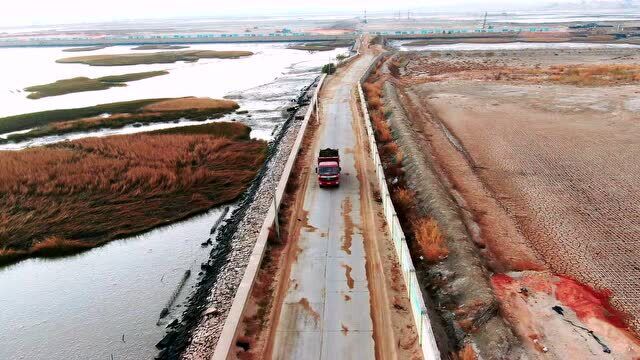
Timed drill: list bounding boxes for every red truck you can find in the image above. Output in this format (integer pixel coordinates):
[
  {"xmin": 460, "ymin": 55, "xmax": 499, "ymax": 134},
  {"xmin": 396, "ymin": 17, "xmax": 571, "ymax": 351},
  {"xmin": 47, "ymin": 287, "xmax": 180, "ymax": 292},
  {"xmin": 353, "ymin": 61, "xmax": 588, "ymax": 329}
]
[{"xmin": 316, "ymin": 148, "xmax": 341, "ymax": 187}]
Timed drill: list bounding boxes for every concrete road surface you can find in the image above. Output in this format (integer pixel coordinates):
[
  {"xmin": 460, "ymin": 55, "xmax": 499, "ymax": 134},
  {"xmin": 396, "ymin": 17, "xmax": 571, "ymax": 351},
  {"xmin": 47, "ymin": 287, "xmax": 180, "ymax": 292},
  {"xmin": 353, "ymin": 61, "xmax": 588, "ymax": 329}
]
[{"xmin": 272, "ymin": 53, "xmax": 377, "ymax": 359}]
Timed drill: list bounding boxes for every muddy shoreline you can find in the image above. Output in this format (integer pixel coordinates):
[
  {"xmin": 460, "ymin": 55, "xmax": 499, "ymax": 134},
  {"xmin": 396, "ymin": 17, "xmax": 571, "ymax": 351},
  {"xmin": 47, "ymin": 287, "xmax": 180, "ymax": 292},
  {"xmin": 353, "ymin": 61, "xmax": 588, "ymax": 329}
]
[{"xmin": 156, "ymin": 77, "xmax": 321, "ymax": 359}]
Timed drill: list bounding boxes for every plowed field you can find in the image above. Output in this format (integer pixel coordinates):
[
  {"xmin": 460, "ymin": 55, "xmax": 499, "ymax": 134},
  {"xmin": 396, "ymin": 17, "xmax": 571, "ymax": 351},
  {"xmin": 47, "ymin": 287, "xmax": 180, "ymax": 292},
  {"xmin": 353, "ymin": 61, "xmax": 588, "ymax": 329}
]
[{"xmin": 398, "ymin": 48, "xmax": 640, "ymax": 335}]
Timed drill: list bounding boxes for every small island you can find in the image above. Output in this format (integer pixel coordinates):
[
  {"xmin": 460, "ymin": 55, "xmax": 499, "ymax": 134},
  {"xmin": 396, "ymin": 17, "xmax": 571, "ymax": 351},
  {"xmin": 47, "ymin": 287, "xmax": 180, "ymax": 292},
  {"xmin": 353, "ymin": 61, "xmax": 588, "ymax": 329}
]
[
  {"xmin": 0, "ymin": 121, "xmax": 266, "ymax": 266},
  {"xmin": 56, "ymin": 49, "xmax": 253, "ymax": 66},
  {"xmin": 131, "ymin": 44, "xmax": 190, "ymax": 50},
  {"xmin": 288, "ymin": 40, "xmax": 353, "ymax": 51},
  {"xmin": 62, "ymin": 45, "xmax": 110, "ymax": 52},
  {"xmin": 0, "ymin": 97, "xmax": 240, "ymax": 143},
  {"xmin": 24, "ymin": 70, "xmax": 169, "ymax": 99}
]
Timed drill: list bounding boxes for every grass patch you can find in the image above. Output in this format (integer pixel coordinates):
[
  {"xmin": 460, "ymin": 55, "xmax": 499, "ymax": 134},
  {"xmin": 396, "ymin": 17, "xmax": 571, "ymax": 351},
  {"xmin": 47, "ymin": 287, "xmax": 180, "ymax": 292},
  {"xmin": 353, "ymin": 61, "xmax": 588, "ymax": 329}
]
[
  {"xmin": 0, "ymin": 97, "xmax": 239, "ymax": 142},
  {"xmin": 56, "ymin": 50, "xmax": 253, "ymax": 66},
  {"xmin": 98, "ymin": 70, "xmax": 169, "ymax": 83},
  {"xmin": 0, "ymin": 122, "xmax": 266, "ymax": 266},
  {"xmin": 24, "ymin": 71, "xmax": 168, "ymax": 99},
  {"xmin": 25, "ymin": 77, "xmax": 118, "ymax": 99}
]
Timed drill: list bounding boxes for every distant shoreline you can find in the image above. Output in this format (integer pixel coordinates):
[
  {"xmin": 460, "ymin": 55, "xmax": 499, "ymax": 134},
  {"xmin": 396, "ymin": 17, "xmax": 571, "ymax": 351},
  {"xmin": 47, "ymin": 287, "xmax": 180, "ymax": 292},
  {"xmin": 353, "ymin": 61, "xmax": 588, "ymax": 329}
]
[{"xmin": 0, "ymin": 34, "xmax": 356, "ymax": 48}]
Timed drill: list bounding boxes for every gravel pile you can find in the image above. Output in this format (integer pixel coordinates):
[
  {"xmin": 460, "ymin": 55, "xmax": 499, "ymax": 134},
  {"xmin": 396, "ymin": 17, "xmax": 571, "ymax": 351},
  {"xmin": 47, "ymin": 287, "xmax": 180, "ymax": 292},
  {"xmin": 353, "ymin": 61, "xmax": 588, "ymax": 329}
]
[{"xmin": 156, "ymin": 79, "xmax": 320, "ymax": 360}]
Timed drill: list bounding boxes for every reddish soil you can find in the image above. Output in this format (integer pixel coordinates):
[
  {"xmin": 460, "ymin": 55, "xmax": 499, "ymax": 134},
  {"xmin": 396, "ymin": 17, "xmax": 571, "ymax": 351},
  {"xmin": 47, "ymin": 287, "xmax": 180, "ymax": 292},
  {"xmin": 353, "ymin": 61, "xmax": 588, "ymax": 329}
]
[
  {"xmin": 341, "ymin": 197, "xmax": 354, "ymax": 255},
  {"xmin": 491, "ymin": 272, "xmax": 640, "ymax": 359}
]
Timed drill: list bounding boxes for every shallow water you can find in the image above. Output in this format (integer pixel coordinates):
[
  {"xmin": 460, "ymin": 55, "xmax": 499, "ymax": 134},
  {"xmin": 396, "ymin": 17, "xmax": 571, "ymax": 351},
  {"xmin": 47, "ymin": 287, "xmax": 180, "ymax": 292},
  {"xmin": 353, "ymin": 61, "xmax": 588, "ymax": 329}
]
[
  {"xmin": 0, "ymin": 43, "xmax": 345, "ymax": 117},
  {"xmin": 0, "ymin": 43, "xmax": 347, "ymax": 150},
  {"xmin": 392, "ymin": 40, "xmax": 640, "ymax": 52},
  {"xmin": 0, "ymin": 208, "xmax": 227, "ymax": 360},
  {"xmin": 0, "ymin": 42, "xmax": 347, "ymax": 359}
]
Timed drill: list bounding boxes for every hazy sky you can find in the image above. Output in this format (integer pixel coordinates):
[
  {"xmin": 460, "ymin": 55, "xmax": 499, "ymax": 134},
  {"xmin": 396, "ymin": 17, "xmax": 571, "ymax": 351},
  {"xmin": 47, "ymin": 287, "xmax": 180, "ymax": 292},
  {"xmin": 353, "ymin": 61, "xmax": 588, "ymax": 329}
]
[{"xmin": 0, "ymin": 0, "xmax": 630, "ymax": 27}]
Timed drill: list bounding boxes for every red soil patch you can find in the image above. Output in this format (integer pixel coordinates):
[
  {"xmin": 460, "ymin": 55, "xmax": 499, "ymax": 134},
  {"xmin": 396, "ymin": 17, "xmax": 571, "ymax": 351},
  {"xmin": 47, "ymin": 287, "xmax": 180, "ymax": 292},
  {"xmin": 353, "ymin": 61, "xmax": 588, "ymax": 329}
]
[
  {"xmin": 555, "ymin": 276, "xmax": 628, "ymax": 329},
  {"xmin": 491, "ymin": 272, "xmax": 640, "ymax": 357}
]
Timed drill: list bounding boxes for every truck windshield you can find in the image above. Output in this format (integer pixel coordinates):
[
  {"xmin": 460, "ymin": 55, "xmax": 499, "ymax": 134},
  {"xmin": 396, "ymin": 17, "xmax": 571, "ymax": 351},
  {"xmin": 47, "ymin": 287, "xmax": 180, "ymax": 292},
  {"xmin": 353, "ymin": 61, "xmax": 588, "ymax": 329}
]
[{"xmin": 319, "ymin": 166, "xmax": 338, "ymax": 175}]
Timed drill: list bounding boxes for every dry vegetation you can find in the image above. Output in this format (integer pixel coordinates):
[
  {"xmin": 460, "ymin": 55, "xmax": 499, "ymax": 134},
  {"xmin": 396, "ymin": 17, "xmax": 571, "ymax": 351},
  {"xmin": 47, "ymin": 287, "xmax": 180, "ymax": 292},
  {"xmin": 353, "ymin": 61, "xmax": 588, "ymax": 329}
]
[
  {"xmin": 0, "ymin": 97, "xmax": 239, "ymax": 143},
  {"xmin": 413, "ymin": 218, "xmax": 449, "ymax": 262},
  {"xmin": 56, "ymin": 50, "xmax": 253, "ymax": 66},
  {"xmin": 143, "ymin": 98, "xmax": 237, "ymax": 111},
  {"xmin": 363, "ymin": 61, "xmax": 449, "ymax": 264},
  {"xmin": 0, "ymin": 122, "xmax": 266, "ymax": 266},
  {"xmin": 399, "ymin": 53, "xmax": 640, "ymax": 87}
]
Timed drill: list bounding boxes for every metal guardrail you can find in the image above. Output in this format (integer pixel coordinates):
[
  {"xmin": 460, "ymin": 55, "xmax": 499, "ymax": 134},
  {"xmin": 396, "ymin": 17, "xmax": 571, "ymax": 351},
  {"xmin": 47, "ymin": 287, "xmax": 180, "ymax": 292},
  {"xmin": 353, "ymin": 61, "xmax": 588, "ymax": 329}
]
[
  {"xmin": 357, "ymin": 54, "xmax": 441, "ymax": 360},
  {"xmin": 211, "ymin": 73, "xmax": 326, "ymax": 360}
]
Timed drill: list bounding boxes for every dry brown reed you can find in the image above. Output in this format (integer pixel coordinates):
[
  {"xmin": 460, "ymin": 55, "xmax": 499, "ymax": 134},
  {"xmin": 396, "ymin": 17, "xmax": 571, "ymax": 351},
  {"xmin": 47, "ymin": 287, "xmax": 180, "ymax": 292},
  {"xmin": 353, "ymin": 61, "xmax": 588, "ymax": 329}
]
[{"xmin": 0, "ymin": 122, "xmax": 266, "ymax": 265}]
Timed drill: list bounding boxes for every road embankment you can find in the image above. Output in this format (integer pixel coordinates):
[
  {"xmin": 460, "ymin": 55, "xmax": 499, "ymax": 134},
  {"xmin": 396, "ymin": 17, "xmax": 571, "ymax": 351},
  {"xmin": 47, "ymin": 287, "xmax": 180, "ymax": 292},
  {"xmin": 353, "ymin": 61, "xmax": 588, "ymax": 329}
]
[{"xmin": 155, "ymin": 76, "xmax": 324, "ymax": 359}]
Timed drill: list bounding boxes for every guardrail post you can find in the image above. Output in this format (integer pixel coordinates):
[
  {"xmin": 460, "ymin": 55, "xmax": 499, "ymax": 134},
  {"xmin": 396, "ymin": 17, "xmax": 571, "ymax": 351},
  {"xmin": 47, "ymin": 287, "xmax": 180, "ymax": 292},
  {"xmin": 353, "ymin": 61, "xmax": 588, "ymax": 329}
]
[
  {"xmin": 420, "ymin": 308, "xmax": 427, "ymax": 346},
  {"xmin": 273, "ymin": 185, "xmax": 280, "ymax": 242}
]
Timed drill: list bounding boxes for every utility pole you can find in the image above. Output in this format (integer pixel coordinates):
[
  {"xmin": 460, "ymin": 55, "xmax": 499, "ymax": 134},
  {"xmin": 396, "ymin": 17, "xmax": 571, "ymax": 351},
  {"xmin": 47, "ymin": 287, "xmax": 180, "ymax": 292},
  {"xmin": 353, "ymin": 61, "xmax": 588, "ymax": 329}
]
[
  {"xmin": 482, "ymin": 11, "xmax": 488, "ymax": 31},
  {"xmin": 364, "ymin": 9, "xmax": 367, "ymax": 24}
]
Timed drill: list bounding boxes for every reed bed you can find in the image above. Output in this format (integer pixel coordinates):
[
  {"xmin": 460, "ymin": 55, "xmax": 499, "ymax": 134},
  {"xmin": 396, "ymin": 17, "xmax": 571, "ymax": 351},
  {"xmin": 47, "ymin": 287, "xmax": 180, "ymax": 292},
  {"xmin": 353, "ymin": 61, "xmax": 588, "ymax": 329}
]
[{"xmin": 0, "ymin": 122, "xmax": 266, "ymax": 265}]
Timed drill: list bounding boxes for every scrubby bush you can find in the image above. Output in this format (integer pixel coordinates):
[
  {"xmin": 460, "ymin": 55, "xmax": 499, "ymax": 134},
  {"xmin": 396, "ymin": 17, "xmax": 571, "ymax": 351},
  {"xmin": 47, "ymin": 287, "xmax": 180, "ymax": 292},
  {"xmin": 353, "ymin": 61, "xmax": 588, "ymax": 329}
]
[
  {"xmin": 322, "ymin": 63, "xmax": 336, "ymax": 75},
  {"xmin": 413, "ymin": 218, "xmax": 449, "ymax": 262}
]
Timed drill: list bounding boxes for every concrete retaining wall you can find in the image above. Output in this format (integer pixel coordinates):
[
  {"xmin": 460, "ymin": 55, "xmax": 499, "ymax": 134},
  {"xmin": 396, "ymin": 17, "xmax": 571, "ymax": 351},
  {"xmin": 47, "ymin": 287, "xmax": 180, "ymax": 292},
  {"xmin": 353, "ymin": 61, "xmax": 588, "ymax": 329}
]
[
  {"xmin": 357, "ymin": 55, "xmax": 441, "ymax": 360},
  {"xmin": 211, "ymin": 74, "xmax": 326, "ymax": 360}
]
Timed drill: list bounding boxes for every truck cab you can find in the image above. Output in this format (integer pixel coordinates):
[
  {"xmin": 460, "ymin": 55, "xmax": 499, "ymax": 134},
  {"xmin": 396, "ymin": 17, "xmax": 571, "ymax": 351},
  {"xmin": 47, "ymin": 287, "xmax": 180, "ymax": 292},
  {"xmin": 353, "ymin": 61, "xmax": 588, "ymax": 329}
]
[{"xmin": 316, "ymin": 148, "xmax": 341, "ymax": 187}]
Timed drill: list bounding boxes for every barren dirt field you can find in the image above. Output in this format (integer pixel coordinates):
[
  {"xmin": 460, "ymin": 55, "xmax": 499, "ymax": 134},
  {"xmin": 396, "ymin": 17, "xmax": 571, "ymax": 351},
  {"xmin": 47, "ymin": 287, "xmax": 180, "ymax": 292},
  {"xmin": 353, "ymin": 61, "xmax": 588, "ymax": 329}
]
[{"xmin": 382, "ymin": 48, "xmax": 640, "ymax": 357}]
